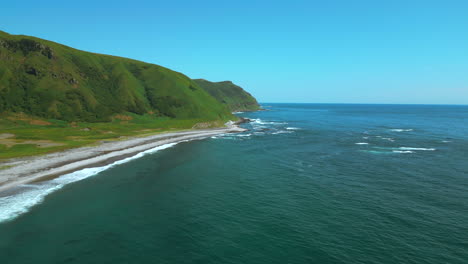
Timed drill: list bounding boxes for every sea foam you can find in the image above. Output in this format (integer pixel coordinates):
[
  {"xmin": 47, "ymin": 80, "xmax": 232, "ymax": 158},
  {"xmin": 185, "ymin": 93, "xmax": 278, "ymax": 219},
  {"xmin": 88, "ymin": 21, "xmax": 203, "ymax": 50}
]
[
  {"xmin": 0, "ymin": 142, "xmax": 178, "ymax": 223},
  {"xmin": 235, "ymin": 133, "xmax": 252, "ymax": 137},
  {"xmin": 251, "ymin": 118, "xmax": 287, "ymax": 125},
  {"xmin": 398, "ymin": 147, "xmax": 436, "ymax": 151},
  {"xmin": 390, "ymin": 129, "xmax": 414, "ymax": 132},
  {"xmin": 271, "ymin": 131, "xmax": 293, "ymax": 135}
]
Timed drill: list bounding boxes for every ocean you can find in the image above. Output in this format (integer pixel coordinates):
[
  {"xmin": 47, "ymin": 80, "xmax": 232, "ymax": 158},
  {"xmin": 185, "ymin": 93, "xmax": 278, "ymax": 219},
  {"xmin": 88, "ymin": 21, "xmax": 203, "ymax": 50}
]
[{"xmin": 0, "ymin": 103, "xmax": 467, "ymax": 263}]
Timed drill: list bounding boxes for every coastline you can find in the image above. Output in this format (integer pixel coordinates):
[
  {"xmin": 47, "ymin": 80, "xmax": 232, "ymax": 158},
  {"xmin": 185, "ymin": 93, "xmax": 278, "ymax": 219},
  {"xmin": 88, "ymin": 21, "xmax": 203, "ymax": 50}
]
[{"xmin": 0, "ymin": 125, "xmax": 246, "ymax": 195}]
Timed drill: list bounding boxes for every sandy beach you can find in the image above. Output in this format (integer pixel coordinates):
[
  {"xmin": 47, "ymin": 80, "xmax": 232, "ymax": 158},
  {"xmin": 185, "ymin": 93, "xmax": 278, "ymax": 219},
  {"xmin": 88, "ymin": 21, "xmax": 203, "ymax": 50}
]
[{"xmin": 0, "ymin": 125, "xmax": 246, "ymax": 194}]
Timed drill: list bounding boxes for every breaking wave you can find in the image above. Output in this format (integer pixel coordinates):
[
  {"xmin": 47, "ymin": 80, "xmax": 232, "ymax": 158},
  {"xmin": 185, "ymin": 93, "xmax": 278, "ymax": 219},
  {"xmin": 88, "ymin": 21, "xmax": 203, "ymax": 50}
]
[
  {"xmin": 390, "ymin": 129, "xmax": 414, "ymax": 132},
  {"xmin": 0, "ymin": 143, "xmax": 178, "ymax": 223}
]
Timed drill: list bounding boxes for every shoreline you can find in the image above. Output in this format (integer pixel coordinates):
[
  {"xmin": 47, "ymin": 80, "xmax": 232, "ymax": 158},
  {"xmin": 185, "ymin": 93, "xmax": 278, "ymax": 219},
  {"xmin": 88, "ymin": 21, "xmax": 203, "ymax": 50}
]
[{"xmin": 0, "ymin": 125, "xmax": 246, "ymax": 195}]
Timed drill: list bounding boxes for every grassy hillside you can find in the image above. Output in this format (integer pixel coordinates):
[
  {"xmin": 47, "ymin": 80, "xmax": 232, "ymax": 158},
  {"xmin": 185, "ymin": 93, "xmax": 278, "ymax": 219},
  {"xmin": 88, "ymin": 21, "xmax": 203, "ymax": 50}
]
[
  {"xmin": 193, "ymin": 79, "xmax": 260, "ymax": 112},
  {"xmin": 0, "ymin": 30, "xmax": 233, "ymax": 122},
  {"xmin": 0, "ymin": 31, "xmax": 254, "ymax": 159}
]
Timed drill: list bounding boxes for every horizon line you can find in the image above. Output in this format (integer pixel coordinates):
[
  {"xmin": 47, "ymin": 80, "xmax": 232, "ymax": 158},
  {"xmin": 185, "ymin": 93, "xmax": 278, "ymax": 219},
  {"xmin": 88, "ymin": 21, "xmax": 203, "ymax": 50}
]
[{"xmin": 259, "ymin": 102, "xmax": 468, "ymax": 106}]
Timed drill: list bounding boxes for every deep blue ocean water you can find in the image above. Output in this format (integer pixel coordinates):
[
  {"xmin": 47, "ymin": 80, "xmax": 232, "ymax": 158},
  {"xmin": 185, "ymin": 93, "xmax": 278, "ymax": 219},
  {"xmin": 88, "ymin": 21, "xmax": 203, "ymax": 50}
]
[{"xmin": 0, "ymin": 103, "xmax": 467, "ymax": 263}]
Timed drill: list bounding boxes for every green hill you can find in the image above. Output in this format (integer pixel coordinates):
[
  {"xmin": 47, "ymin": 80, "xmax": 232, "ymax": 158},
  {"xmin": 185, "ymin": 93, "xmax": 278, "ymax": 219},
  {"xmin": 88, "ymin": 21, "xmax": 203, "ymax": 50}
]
[
  {"xmin": 0, "ymin": 30, "xmax": 233, "ymax": 122},
  {"xmin": 0, "ymin": 31, "xmax": 262, "ymax": 159},
  {"xmin": 193, "ymin": 79, "xmax": 260, "ymax": 112}
]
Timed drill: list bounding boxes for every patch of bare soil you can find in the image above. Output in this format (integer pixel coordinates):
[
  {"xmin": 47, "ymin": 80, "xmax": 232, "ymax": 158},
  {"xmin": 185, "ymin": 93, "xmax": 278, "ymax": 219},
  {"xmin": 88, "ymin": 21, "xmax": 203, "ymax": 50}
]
[
  {"xmin": 0, "ymin": 135, "xmax": 65, "ymax": 148},
  {"xmin": 0, "ymin": 133, "xmax": 15, "ymax": 139},
  {"xmin": 7, "ymin": 113, "xmax": 51, "ymax": 125},
  {"xmin": 114, "ymin": 115, "xmax": 133, "ymax": 121}
]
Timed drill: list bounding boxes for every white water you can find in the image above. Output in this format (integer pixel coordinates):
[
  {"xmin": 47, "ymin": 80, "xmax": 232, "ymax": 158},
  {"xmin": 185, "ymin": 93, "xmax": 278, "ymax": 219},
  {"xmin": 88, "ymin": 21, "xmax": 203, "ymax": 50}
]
[
  {"xmin": 0, "ymin": 143, "xmax": 178, "ymax": 223},
  {"xmin": 398, "ymin": 147, "xmax": 436, "ymax": 151},
  {"xmin": 390, "ymin": 129, "xmax": 414, "ymax": 132}
]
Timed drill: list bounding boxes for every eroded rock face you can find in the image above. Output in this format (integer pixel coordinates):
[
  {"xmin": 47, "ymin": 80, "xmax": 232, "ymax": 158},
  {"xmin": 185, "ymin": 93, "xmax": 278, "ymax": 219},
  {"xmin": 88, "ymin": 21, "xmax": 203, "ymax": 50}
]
[
  {"xmin": 235, "ymin": 117, "xmax": 252, "ymax": 125},
  {"xmin": 26, "ymin": 67, "xmax": 40, "ymax": 76},
  {"xmin": 225, "ymin": 120, "xmax": 235, "ymax": 127},
  {"xmin": 225, "ymin": 118, "xmax": 251, "ymax": 128},
  {"xmin": 41, "ymin": 46, "xmax": 54, "ymax": 59},
  {"xmin": 0, "ymin": 38, "xmax": 54, "ymax": 59},
  {"xmin": 192, "ymin": 122, "xmax": 212, "ymax": 129}
]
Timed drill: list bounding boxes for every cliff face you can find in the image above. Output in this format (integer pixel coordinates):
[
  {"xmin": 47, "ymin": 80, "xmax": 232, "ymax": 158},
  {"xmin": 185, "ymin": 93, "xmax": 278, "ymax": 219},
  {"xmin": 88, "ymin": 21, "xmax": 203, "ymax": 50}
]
[
  {"xmin": 0, "ymin": 31, "xmax": 233, "ymax": 122},
  {"xmin": 193, "ymin": 79, "xmax": 261, "ymax": 112}
]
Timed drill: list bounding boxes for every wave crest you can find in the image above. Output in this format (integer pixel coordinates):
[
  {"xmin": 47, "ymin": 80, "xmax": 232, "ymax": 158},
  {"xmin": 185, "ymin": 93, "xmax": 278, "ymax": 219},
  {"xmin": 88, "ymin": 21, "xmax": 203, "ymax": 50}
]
[{"xmin": 0, "ymin": 143, "xmax": 178, "ymax": 223}]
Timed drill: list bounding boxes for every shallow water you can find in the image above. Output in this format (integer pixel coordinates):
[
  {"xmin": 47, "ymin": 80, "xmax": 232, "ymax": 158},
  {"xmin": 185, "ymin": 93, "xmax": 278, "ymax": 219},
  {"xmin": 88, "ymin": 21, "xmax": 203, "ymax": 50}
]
[{"xmin": 0, "ymin": 104, "xmax": 467, "ymax": 263}]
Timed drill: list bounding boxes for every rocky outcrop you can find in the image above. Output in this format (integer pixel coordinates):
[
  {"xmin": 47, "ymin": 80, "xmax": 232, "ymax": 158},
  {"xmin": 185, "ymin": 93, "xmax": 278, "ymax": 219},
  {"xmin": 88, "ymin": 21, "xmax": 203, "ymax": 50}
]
[
  {"xmin": 68, "ymin": 78, "xmax": 79, "ymax": 84},
  {"xmin": 25, "ymin": 67, "xmax": 40, "ymax": 76},
  {"xmin": 235, "ymin": 117, "xmax": 252, "ymax": 125},
  {"xmin": 0, "ymin": 38, "xmax": 54, "ymax": 59}
]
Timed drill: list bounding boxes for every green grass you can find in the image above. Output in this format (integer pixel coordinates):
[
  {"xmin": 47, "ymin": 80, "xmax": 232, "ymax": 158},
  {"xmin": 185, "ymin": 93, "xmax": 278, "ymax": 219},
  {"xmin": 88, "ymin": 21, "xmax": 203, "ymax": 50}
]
[
  {"xmin": 0, "ymin": 113, "xmax": 232, "ymax": 159},
  {"xmin": 0, "ymin": 30, "xmax": 259, "ymax": 160},
  {"xmin": 0, "ymin": 164, "xmax": 14, "ymax": 170},
  {"xmin": 0, "ymin": 30, "xmax": 234, "ymax": 122}
]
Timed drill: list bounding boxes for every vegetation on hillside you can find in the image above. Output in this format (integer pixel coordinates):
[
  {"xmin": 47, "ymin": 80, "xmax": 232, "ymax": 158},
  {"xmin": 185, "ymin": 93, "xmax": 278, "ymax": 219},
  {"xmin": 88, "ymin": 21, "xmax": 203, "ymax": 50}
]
[
  {"xmin": 193, "ymin": 79, "xmax": 260, "ymax": 112},
  {"xmin": 0, "ymin": 31, "xmax": 264, "ymax": 159},
  {"xmin": 0, "ymin": 30, "xmax": 233, "ymax": 122}
]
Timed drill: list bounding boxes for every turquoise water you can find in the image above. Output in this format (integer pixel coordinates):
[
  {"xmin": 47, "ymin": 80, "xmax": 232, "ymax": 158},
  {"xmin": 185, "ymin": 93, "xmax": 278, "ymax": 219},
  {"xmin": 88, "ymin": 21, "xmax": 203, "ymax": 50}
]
[{"xmin": 0, "ymin": 104, "xmax": 467, "ymax": 263}]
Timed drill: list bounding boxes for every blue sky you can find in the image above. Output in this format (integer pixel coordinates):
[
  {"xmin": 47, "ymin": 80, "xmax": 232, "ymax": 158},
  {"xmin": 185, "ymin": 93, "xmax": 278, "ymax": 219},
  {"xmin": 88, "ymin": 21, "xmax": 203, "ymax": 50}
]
[{"xmin": 2, "ymin": 0, "xmax": 467, "ymax": 104}]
